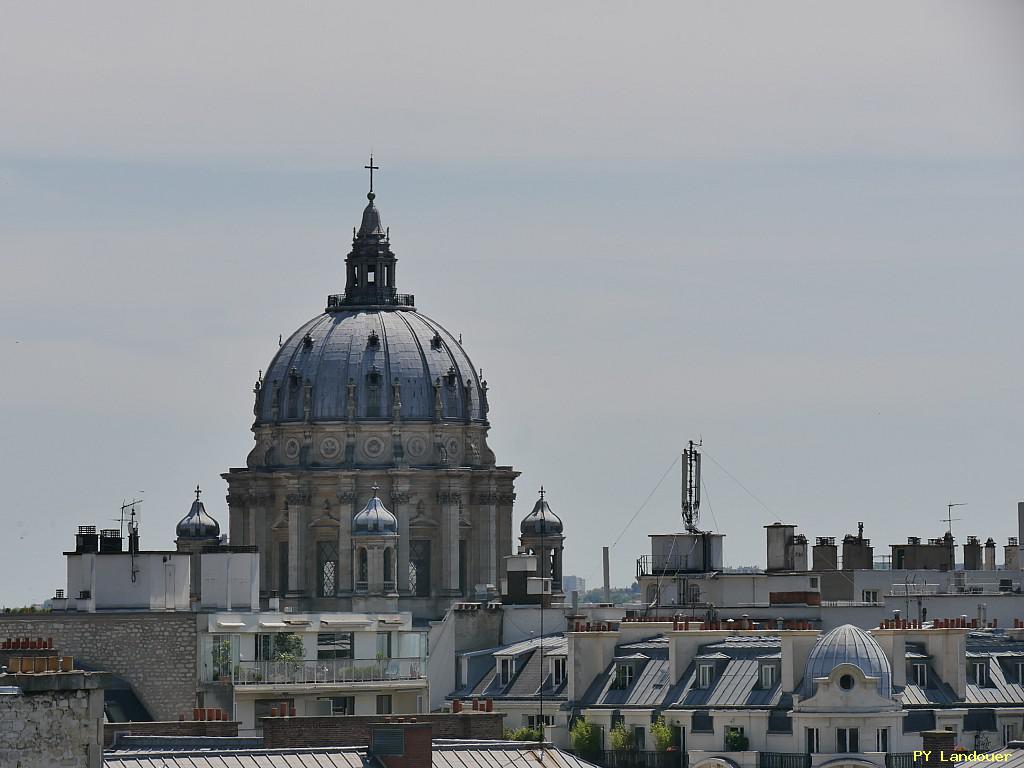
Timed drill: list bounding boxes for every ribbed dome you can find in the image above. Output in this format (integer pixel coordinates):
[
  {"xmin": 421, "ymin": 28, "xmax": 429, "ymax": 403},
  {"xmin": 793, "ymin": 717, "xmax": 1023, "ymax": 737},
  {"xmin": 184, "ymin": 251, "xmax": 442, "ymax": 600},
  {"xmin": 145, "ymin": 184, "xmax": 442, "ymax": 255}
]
[
  {"xmin": 256, "ymin": 310, "xmax": 487, "ymax": 425},
  {"xmin": 352, "ymin": 492, "xmax": 398, "ymax": 536},
  {"xmin": 800, "ymin": 624, "xmax": 892, "ymax": 698},
  {"xmin": 520, "ymin": 489, "xmax": 563, "ymax": 536},
  {"xmin": 176, "ymin": 489, "xmax": 221, "ymax": 540}
]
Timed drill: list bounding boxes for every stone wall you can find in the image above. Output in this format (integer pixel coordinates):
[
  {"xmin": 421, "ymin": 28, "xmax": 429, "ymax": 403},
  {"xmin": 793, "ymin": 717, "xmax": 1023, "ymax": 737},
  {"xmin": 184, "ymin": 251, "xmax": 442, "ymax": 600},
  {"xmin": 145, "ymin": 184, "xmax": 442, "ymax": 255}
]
[
  {"xmin": 104, "ymin": 719, "xmax": 239, "ymax": 747},
  {"xmin": 262, "ymin": 712, "xmax": 504, "ymax": 749},
  {"xmin": 0, "ymin": 612, "xmax": 198, "ymax": 721},
  {"xmin": 0, "ymin": 672, "xmax": 107, "ymax": 768}
]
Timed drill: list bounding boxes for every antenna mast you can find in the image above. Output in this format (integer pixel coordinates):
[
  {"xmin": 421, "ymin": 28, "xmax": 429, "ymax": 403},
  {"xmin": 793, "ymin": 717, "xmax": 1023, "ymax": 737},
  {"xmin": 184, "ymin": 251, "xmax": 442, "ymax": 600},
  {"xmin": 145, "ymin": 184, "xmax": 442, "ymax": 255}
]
[
  {"xmin": 682, "ymin": 439, "xmax": 702, "ymax": 534},
  {"xmin": 942, "ymin": 502, "xmax": 965, "ymax": 538}
]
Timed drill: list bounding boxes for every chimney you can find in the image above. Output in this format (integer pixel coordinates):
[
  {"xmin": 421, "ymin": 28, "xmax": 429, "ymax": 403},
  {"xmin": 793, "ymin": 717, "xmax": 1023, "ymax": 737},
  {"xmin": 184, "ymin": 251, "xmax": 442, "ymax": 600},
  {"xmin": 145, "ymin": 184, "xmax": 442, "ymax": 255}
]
[
  {"xmin": 602, "ymin": 547, "xmax": 611, "ymax": 604},
  {"xmin": 984, "ymin": 539, "xmax": 996, "ymax": 571},
  {"xmin": 920, "ymin": 730, "xmax": 956, "ymax": 765},
  {"xmin": 370, "ymin": 722, "xmax": 432, "ymax": 768},
  {"xmin": 1018, "ymin": 502, "xmax": 1024, "ymax": 564}
]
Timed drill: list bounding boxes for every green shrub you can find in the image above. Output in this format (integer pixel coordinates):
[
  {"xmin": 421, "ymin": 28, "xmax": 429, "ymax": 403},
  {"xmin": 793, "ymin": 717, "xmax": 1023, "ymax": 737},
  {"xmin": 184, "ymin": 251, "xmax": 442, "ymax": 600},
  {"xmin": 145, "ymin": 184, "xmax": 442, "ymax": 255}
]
[
  {"xmin": 651, "ymin": 717, "xmax": 674, "ymax": 752},
  {"xmin": 724, "ymin": 729, "xmax": 749, "ymax": 751},
  {"xmin": 609, "ymin": 723, "xmax": 633, "ymax": 752},
  {"xmin": 570, "ymin": 718, "xmax": 600, "ymax": 758},
  {"xmin": 505, "ymin": 727, "xmax": 543, "ymax": 742}
]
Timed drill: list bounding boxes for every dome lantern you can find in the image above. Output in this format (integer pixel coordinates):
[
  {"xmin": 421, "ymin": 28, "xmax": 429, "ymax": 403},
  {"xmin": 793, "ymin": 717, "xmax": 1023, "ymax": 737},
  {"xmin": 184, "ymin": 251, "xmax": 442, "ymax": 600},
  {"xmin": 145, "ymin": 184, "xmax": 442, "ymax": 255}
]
[
  {"xmin": 175, "ymin": 485, "xmax": 221, "ymax": 540},
  {"xmin": 352, "ymin": 485, "xmax": 399, "ymax": 536}
]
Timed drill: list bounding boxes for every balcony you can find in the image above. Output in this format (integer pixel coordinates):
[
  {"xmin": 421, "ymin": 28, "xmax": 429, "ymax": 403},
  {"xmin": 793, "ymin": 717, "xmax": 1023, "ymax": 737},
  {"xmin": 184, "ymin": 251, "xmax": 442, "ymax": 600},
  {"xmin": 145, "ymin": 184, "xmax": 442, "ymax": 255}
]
[
  {"xmin": 209, "ymin": 657, "xmax": 425, "ymax": 686},
  {"xmin": 596, "ymin": 751, "xmax": 683, "ymax": 768},
  {"xmin": 884, "ymin": 755, "xmax": 915, "ymax": 768},
  {"xmin": 759, "ymin": 755, "xmax": 811, "ymax": 768},
  {"xmin": 326, "ymin": 292, "xmax": 415, "ymax": 310}
]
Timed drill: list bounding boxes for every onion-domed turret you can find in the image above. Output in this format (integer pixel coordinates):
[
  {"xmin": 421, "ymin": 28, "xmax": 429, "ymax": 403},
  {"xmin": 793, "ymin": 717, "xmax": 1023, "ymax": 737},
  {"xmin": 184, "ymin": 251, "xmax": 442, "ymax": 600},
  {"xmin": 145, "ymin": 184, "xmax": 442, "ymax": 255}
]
[
  {"xmin": 800, "ymin": 624, "xmax": 892, "ymax": 698},
  {"xmin": 176, "ymin": 486, "xmax": 221, "ymax": 540},
  {"xmin": 520, "ymin": 487, "xmax": 563, "ymax": 536},
  {"xmin": 352, "ymin": 487, "xmax": 398, "ymax": 536}
]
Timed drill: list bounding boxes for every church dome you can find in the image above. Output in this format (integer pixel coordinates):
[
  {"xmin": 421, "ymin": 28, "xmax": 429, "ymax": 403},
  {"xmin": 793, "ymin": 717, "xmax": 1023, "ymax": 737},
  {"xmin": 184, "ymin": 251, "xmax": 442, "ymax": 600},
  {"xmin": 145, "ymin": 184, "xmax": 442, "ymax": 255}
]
[
  {"xmin": 176, "ymin": 487, "xmax": 221, "ymax": 540},
  {"xmin": 253, "ymin": 176, "xmax": 488, "ymax": 427},
  {"xmin": 800, "ymin": 624, "xmax": 892, "ymax": 699},
  {"xmin": 352, "ymin": 490, "xmax": 398, "ymax": 536},
  {"xmin": 520, "ymin": 488, "xmax": 563, "ymax": 536}
]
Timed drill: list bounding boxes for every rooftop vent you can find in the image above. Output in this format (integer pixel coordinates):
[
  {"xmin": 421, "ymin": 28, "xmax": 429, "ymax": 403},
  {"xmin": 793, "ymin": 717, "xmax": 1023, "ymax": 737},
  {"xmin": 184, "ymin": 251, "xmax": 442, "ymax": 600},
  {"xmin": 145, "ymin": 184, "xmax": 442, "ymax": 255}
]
[
  {"xmin": 430, "ymin": 332, "xmax": 443, "ymax": 351},
  {"xmin": 302, "ymin": 333, "xmax": 314, "ymax": 349},
  {"xmin": 367, "ymin": 330, "xmax": 380, "ymax": 349}
]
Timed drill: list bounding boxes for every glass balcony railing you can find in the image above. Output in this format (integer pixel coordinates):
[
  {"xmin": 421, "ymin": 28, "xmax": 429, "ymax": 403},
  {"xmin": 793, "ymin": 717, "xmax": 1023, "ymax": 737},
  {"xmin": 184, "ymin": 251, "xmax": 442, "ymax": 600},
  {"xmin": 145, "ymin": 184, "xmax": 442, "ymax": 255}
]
[{"xmin": 209, "ymin": 657, "xmax": 425, "ymax": 686}]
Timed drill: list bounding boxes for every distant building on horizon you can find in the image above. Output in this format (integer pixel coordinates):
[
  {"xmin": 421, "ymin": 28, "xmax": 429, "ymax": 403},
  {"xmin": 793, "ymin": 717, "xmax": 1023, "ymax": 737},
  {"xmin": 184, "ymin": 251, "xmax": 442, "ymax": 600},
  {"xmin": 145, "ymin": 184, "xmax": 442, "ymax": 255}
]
[{"xmin": 563, "ymin": 574, "xmax": 586, "ymax": 594}]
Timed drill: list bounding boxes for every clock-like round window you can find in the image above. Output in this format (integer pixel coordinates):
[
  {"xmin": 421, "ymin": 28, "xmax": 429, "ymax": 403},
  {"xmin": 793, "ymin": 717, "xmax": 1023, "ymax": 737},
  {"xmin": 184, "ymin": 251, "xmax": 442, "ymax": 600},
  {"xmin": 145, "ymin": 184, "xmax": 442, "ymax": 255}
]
[{"xmin": 839, "ymin": 674, "xmax": 855, "ymax": 690}]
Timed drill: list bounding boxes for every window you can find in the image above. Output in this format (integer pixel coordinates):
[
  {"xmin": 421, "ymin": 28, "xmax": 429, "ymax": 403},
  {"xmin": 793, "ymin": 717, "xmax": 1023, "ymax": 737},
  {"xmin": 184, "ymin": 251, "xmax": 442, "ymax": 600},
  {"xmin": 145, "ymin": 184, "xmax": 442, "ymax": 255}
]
[
  {"xmin": 383, "ymin": 547, "xmax": 394, "ymax": 589},
  {"xmin": 527, "ymin": 714, "xmax": 555, "ymax": 729},
  {"xmin": 805, "ymin": 727, "xmax": 819, "ymax": 753},
  {"xmin": 317, "ymin": 541, "xmax": 339, "ymax": 597},
  {"xmin": 320, "ymin": 695, "xmax": 355, "ymax": 715},
  {"xmin": 972, "ymin": 661, "xmax": 988, "ymax": 686},
  {"xmin": 1017, "ymin": 662, "xmax": 1024, "ymax": 682},
  {"xmin": 255, "ymin": 698, "xmax": 294, "ymax": 719},
  {"xmin": 837, "ymin": 727, "xmax": 859, "ymax": 753},
  {"xmin": 377, "ymin": 632, "xmax": 392, "ymax": 659},
  {"xmin": 633, "ymin": 726, "xmax": 645, "ymax": 751},
  {"xmin": 615, "ymin": 664, "xmax": 634, "ymax": 689},
  {"xmin": 459, "ymin": 539, "xmax": 468, "ymax": 594},
  {"xmin": 761, "ymin": 664, "xmax": 777, "ymax": 689},
  {"xmin": 913, "ymin": 663, "xmax": 928, "ymax": 687},
  {"xmin": 698, "ymin": 664, "xmax": 714, "ymax": 689},
  {"xmin": 278, "ymin": 540, "xmax": 289, "ymax": 596},
  {"xmin": 376, "ymin": 694, "xmax": 392, "ymax": 715},
  {"xmin": 876, "ymin": 727, "xmax": 889, "ymax": 752},
  {"xmin": 1003, "ymin": 723, "xmax": 1018, "ymax": 745},
  {"xmin": 809, "ymin": 576, "xmax": 819, "ymax": 589},
  {"xmin": 357, "ymin": 548, "xmax": 368, "ymax": 585},
  {"xmin": 366, "ymin": 370, "xmax": 381, "ymax": 417},
  {"xmin": 499, "ymin": 657, "xmax": 514, "ymax": 685},
  {"xmin": 552, "ymin": 657, "xmax": 567, "ymax": 687},
  {"xmin": 317, "ymin": 632, "xmax": 353, "ymax": 660},
  {"xmin": 862, "ymin": 589, "xmax": 879, "ymax": 603},
  {"xmin": 409, "ymin": 540, "xmax": 431, "ymax": 597}
]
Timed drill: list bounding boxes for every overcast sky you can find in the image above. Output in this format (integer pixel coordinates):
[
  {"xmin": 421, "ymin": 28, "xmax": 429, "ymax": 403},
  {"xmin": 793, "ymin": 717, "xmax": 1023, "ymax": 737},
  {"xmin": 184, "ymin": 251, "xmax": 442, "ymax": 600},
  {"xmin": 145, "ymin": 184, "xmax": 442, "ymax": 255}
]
[{"xmin": 1, "ymin": 2, "xmax": 1023, "ymax": 605}]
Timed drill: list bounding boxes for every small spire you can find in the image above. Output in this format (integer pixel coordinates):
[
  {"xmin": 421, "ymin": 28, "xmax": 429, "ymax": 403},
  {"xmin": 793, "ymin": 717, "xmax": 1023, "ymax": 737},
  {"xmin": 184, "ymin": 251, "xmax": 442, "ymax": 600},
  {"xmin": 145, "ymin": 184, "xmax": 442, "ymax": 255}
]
[
  {"xmin": 371, "ymin": 483, "xmax": 380, "ymax": 498},
  {"xmin": 365, "ymin": 154, "xmax": 379, "ymax": 199},
  {"xmin": 539, "ymin": 485, "xmax": 546, "ymax": 500},
  {"xmin": 195, "ymin": 484, "xmax": 202, "ymax": 502}
]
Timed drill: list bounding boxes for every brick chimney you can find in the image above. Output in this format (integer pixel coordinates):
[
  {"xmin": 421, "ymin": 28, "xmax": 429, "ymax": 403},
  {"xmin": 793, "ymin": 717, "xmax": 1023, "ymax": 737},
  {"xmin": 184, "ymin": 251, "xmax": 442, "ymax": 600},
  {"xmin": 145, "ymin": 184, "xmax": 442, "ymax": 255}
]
[
  {"xmin": 370, "ymin": 722, "xmax": 432, "ymax": 768},
  {"xmin": 920, "ymin": 730, "xmax": 956, "ymax": 765}
]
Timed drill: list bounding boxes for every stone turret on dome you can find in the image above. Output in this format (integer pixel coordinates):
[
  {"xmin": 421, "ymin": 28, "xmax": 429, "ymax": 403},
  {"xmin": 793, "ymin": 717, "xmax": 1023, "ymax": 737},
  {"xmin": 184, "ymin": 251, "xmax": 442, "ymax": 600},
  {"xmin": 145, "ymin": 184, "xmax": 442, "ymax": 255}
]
[
  {"xmin": 352, "ymin": 487, "xmax": 399, "ymax": 536},
  {"xmin": 517, "ymin": 486, "xmax": 565, "ymax": 597},
  {"xmin": 176, "ymin": 485, "xmax": 221, "ymax": 540}
]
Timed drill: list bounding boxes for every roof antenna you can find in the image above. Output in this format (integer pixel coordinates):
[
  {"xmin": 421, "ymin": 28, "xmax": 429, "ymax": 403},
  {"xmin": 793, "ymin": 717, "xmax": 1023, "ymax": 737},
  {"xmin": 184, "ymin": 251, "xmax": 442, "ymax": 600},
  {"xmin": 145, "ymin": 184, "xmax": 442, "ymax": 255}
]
[{"xmin": 278, "ymin": 334, "xmax": 283, "ymax": 347}]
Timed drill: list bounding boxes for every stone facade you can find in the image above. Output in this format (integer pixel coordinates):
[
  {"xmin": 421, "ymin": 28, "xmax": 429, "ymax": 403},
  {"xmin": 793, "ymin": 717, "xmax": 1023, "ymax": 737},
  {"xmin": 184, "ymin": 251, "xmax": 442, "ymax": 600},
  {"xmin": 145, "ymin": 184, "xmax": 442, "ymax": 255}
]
[
  {"xmin": 0, "ymin": 613, "xmax": 198, "ymax": 721},
  {"xmin": 261, "ymin": 712, "xmax": 504, "ymax": 749},
  {"xmin": 0, "ymin": 672, "xmax": 107, "ymax": 768}
]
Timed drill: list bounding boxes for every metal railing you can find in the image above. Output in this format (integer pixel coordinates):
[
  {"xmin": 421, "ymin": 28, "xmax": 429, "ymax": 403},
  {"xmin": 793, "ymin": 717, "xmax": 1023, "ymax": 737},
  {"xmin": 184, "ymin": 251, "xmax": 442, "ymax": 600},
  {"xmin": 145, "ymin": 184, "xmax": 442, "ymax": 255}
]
[
  {"xmin": 596, "ymin": 751, "xmax": 683, "ymax": 768},
  {"xmin": 758, "ymin": 754, "xmax": 811, "ymax": 768},
  {"xmin": 885, "ymin": 754, "xmax": 915, "ymax": 768},
  {"xmin": 326, "ymin": 293, "xmax": 415, "ymax": 309},
  {"xmin": 213, "ymin": 657, "xmax": 424, "ymax": 686}
]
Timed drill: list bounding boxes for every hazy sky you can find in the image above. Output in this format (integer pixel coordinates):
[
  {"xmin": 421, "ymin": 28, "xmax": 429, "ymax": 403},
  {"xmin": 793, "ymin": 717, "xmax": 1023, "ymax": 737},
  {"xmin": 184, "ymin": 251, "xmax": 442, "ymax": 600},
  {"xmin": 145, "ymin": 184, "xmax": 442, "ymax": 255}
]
[{"xmin": 2, "ymin": 2, "xmax": 1023, "ymax": 605}]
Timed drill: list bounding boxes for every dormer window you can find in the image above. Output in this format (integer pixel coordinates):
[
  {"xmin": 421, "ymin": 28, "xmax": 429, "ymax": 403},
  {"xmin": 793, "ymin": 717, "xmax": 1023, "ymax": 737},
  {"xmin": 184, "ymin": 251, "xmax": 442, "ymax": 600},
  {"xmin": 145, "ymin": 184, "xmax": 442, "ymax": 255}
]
[
  {"xmin": 698, "ymin": 664, "xmax": 715, "ymax": 689},
  {"xmin": 1016, "ymin": 662, "xmax": 1024, "ymax": 683},
  {"xmin": 613, "ymin": 664, "xmax": 634, "ymax": 689},
  {"xmin": 367, "ymin": 330, "xmax": 380, "ymax": 349},
  {"xmin": 760, "ymin": 663, "xmax": 777, "ymax": 689},
  {"xmin": 366, "ymin": 368, "xmax": 382, "ymax": 417},
  {"xmin": 499, "ymin": 657, "xmax": 514, "ymax": 686},
  {"xmin": 430, "ymin": 333, "xmax": 443, "ymax": 351},
  {"xmin": 912, "ymin": 662, "xmax": 928, "ymax": 687},
  {"xmin": 302, "ymin": 333, "xmax": 314, "ymax": 349},
  {"xmin": 444, "ymin": 366, "xmax": 458, "ymax": 388},
  {"xmin": 971, "ymin": 660, "xmax": 989, "ymax": 687},
  {"xmin": 552, "ymin": 657, "xmax": 567, "ymax": 687}
]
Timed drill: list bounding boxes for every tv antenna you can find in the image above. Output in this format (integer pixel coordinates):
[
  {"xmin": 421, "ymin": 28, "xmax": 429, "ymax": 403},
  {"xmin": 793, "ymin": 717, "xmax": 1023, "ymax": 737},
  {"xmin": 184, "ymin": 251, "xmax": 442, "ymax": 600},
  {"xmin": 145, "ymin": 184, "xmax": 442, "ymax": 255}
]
[
  {"xmin": 941, "ymin": 502, "xmax": 965, "ymax": 538},
  {"xmin": 116, "ymin": 495, "xmax": 145, "ymax": 540},
  {"xmin": 682, "ymin": 439, "xmax": 703, "ymax": 534}
]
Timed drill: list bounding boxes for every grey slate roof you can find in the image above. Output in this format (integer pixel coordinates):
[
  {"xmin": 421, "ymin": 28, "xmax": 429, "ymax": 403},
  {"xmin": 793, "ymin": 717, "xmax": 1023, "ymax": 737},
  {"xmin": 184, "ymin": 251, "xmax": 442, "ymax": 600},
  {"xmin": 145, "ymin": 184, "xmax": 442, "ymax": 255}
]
[
  {"xmin": 258, "ymin": 309, "xmax": 487, "ymax": 425},
  {"xmin": 900, "ymin": 632, "xmax": 1024, "ymax": 708},
  {"xmin": 105, "ymin": 743, "xmax": 597, "ymax": 768},
  {"xmin": 451, "ymin": 635, "xmax": 568, "ymax": 702}
]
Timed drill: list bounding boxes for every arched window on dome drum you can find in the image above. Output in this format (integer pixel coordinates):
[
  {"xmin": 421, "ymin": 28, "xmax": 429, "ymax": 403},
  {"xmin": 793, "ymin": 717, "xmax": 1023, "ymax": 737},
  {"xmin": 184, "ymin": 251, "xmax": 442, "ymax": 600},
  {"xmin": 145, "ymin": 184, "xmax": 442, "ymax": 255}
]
[
  {"xmin": 317, "ymin": 541, "xmax": 338, "ymax": 597},
  {"xmin": 383, "ymin": 547, "xmax": 394, "ymax": 592},
  {"xmin": 409, "ymin": 540, "xmax": 431, "ymax": 597},
  {"xmin": 356, "ymin": 547, "xmax": 368, "ymax": 592}
]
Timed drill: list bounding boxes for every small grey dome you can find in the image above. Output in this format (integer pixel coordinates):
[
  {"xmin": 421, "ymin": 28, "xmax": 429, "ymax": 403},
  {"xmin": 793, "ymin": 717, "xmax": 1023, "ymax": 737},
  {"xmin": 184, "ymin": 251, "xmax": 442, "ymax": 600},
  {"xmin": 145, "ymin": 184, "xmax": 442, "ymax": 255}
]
[
  {"xmin": 176, "ymin": 488, "xmax": 221, "ymax": 540},
  {"xmin": 352, "ymin": 491, "xmax": 398, "ymax": 536},
  {"xmin": 800, "ymin": 624, "xmax": 892, "ymax": 698},
  {"xmin": 520, "ymin": 489, "xmax": 563, "ymax": 536}
]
